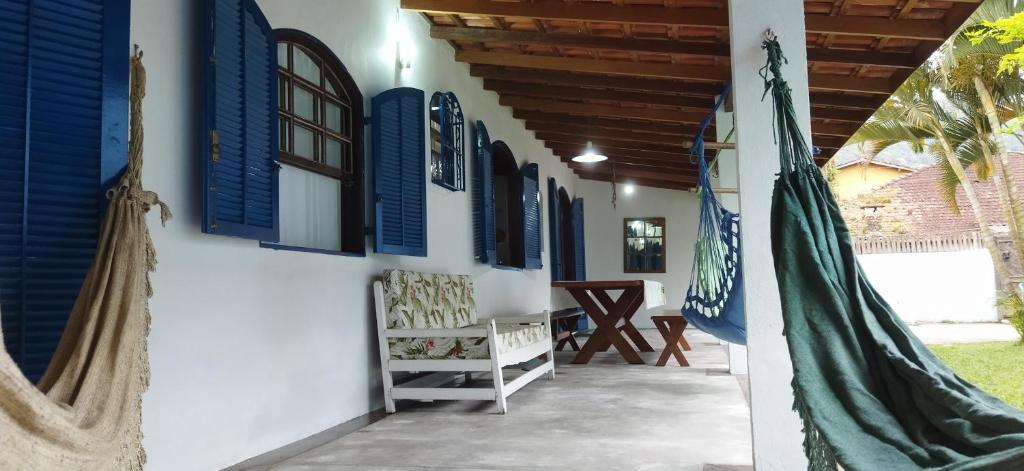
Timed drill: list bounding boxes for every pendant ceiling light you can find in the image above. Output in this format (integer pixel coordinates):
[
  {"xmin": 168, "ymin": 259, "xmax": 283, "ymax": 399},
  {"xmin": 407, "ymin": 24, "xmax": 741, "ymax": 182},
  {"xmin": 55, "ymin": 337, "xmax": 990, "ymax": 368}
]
[{"xmin": 571, "ymin": 141, "xmax": 608, "ymax": 163}]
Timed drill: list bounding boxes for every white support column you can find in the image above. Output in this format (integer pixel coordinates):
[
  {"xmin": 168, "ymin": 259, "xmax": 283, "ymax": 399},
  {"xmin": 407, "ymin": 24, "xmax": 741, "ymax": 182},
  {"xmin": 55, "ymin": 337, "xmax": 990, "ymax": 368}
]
[{"xmin": 728, "ymin": 1, "xmax": 811, "ymax": 469}]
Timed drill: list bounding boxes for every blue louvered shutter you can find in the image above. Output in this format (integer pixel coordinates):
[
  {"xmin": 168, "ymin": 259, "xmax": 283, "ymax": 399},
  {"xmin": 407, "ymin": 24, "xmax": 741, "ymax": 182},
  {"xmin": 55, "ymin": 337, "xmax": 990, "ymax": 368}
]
[
  {"xmin": 373, "ymin": 87, "xmax": 426, "ymax": 256},
  {"xmin": 472, "ymin": 121, "xmax": 495, "ymax": 263},
  {"xmin": 572, "ymin": 198, "xmax": 586, "ymax": 281},
  {"xmin": 547, "ymin": 178, "xmax": 563, "ymax": 280},
  {"xmin": 0, "ymin": 0, "xmax": 130, "ymax": 381},
  {"xmin": 521, "ymin": 163, "xmax": 541, "ymax": 269},
  {"xmin": 202, "ymin": 0, "xmax": 278, "ymax": 241}
]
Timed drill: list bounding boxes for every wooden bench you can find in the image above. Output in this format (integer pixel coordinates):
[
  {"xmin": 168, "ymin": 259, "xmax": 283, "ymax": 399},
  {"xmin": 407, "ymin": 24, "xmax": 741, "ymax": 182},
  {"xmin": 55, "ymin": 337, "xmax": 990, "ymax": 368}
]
[{"xmin": 550, "ymin": 307, "xmax": 583, "ymax": 351}]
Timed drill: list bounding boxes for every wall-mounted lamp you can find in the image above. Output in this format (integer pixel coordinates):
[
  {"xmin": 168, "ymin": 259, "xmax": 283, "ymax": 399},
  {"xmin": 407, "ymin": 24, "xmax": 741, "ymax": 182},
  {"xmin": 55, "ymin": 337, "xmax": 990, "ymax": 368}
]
[
  {"xmin": 572, "ymin": 141, "xmax": 608, "ymax": 163},
  {"xmin": 395, "ymin": 9, "xmax": 414, "ymax": 70}
]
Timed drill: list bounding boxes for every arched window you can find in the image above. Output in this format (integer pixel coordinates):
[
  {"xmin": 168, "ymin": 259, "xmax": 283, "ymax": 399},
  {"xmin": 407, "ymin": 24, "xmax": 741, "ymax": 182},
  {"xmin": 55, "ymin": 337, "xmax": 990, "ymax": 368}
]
[
  {"xmin": 429, "ymin": 92, "xmax": 465, "ymax": 191},
  {"xmin": 492, "ymin": 141, "xmax": 524, "ymax": 268},
  {"xmin": 269, "ymin": 30, "xmax": 365, "ymax": 255}
]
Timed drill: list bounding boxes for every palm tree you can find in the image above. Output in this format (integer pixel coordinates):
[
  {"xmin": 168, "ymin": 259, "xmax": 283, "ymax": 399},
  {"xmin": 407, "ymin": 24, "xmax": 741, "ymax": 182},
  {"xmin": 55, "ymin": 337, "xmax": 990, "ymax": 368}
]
[
  {"xmin": 850, "ymin": 68, "xmax": 1014, "ymax": 289},
  {"xmin": 941, "ymin": 0, "xmax": 1024, "ymax": 271}
]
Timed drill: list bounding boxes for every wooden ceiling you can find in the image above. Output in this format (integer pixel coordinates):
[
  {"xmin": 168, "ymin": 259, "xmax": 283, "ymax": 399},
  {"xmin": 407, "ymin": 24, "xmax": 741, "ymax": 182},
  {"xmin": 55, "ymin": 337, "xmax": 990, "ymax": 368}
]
[{"xmin": 402, "ymin": 0, "xmax": 982, "ymax": 191}]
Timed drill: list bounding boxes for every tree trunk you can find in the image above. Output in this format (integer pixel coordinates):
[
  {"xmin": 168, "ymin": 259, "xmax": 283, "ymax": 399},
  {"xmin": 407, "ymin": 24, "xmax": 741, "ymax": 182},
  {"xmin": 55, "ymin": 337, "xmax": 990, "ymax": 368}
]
[
  {"xmin": 937, "ymin": 135, "xmax": 1013, "ymax": 291},
  {"xmin": 974, "ymin": 76, "xmax": 1024, "ymax": 287}
]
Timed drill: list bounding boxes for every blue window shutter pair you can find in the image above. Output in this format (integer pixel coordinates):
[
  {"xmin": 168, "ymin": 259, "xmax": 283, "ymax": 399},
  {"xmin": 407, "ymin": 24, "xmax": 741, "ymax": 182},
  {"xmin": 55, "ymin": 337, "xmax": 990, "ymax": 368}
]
[
  {"xmin": 373, "ymin": 88, "xmax": 426, "ymax": 257},
  {"xmin": 522, "ymin": 164, "xmax": 542, "ymax": 269},
  {"xmin": 547, "ymin": 178, "xmax": 563, "ymax": 280},
  {"xmin": 572, "ymin": 198, "xmax": 586, "ymax": 281},
  {"xmin": 472, "ymin": 121, "xmax": 496, "ymax": 263},
  {"xmin": 202, "ymin": 0, "xmax": 279, "ymax": 242},
  {"xmin": 0, "ymin": 0, "xmax": 130, "ymax": 381}
]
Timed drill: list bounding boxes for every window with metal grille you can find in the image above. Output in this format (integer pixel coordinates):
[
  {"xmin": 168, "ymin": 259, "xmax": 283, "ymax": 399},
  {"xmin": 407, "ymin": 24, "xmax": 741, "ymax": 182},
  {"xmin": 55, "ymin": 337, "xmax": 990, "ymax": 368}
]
[{"xmin": 429, "ymin": 92, "xmax": 465, "ymax": 191}]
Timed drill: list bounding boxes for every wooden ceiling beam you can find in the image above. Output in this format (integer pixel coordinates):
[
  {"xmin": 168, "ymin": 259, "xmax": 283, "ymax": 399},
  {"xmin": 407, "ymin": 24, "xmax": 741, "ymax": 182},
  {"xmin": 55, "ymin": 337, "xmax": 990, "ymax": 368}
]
[
  {"xmin": 529, "ymin": 123, "xmax": 734, "ymax": 149},
  {"xmin": 574, "ymin": 173, "xmax": 693, "ymax": 191},
  {"xmin": 435, "ymin": 26, "xmax": 917, "ymax": 69},
  {"xmin": 501, "ymin": 96, "xmax": 708, "ymax": 123},
  {"xmin": 553, "ymin": 151, "xmax": 698, "ymax": 171},
  {"xmin": 456, "ymin": 51, "xmax": 730, "ymax": 81},
  {"xmin": 809, "ymin": 93, "xmax": 887, "ymax": 110},
  {"xmin": 404, "ymin": 1, "xmax": 949, "ymax": 40},
  {"xmin": 514, "ymin": 110, "xmax": 711, "ymax": 136},
  {"xmin": 464, "ymin": 53, "xmax": 891, "ymax": 93},
  {"xmin": 809, "ymin": 107, "xmax": 874, "ymax": 123},
  {"xmin": 547, "ymin": 143, "xmax": 688, "ymax": 162},
  {"xmin": 537, "ymin": 132, "xmax": 691, "ymax": 155},
  {"xmin": 571, "ymin": 166, "xmax": 697, "ymax": 184},
  {"xmin": 810, "ymin": 122, "xmax": 861, "ymax": 137},
  {"xmin": 485, "ymin": 80, "xmax": 715, "ymax": 110},
  {"xmin": 471, "ymin": 65, "xmax": 725, "ymax": 96}
]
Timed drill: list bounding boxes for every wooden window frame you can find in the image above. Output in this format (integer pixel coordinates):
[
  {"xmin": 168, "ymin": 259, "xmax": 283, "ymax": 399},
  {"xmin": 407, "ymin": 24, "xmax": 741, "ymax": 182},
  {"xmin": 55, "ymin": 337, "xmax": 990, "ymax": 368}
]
[
  {"xmin": 429, "ymin": 91, "xmax": 465, "ymax": 191},
  {"xmin": 276, "ymin": 32, "xmax": 356, "ymax": 183},
  {"xmin": 623, "ymin": 217, "xmax": 667, "ymax": 274},
  {"xmin": 272, "ymin": 29, "xmax": 366, "ymax": 255}
]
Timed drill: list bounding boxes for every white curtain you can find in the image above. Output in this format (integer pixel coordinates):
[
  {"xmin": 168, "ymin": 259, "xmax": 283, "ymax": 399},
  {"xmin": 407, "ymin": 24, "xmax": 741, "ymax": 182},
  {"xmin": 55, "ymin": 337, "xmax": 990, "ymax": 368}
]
[{"xmin": 278, "ymin": 164, "xmax": 342, "ymax": 252}]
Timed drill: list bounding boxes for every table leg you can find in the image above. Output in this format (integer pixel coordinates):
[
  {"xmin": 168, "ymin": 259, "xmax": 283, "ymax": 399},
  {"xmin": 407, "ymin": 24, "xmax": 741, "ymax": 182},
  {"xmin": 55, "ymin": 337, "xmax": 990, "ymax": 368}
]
[
  {"xmin": 569, "ymin": 288, "xmax": 645, "ymax": 364},
  {"xmin": 678, "ymin": 320, "xmax": 692, "ymax": 351},
  {"xmin": 594, "ymin": 290, "xmax": 655, "ymax": 353}
]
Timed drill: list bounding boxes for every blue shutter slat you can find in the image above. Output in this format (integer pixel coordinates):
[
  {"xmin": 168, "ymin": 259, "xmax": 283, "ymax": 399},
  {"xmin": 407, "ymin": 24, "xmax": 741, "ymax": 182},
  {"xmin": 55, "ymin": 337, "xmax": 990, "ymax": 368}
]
[
  {"xmin": 547, "ymin": 177, "xmax": 562, "ymax": 280},
  {"xmin": 373, "ymin": 87, "xmax": 426, "ymax": 256},
  {"xmin": 202, "ymin": 0, "xmax": 278, "ymax": 241},
  {"xmin": 472, "ymin": 121, "xmax": 495, "ymax": 263},
  {"xmin": 572, "ymin": 198, "xmax": 586, "ymax": 281},
  {"xmin": 522, "ymin": 163, "xmax": 541, "ymax": 270},
  {"xmin": 0, "ymin": 0, "xmax": 129, "ymax": 381}
]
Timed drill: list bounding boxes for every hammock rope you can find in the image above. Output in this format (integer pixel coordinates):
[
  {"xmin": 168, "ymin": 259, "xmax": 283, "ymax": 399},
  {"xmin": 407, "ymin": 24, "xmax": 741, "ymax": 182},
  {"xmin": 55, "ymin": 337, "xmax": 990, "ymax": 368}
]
[
  {"xmin": 763, "ymin": 37, "xmax": 1024, "ymax": 471},
  {"xmin": 0, "ymin": 47, "xmax": 167, "ymax": 470},
  {"xmin": 681, "ymin": 84, "xmax": 747, "ymax": 345}
]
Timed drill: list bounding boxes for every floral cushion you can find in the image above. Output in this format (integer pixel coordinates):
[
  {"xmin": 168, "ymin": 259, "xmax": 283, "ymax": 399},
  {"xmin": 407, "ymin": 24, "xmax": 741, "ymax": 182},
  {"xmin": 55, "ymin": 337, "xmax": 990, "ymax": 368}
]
[
  {"xmin": 382, "ymin": 269, "xmax": 478, "ymax": 329},
  {"xmin": 388, "ymin": 322, "xmax": 548, "ymax": 360}
]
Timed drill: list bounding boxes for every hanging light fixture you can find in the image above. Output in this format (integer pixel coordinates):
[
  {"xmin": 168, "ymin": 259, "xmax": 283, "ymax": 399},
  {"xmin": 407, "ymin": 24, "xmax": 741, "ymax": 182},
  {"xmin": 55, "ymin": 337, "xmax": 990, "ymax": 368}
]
[{"xmin": 572, "ymin": 141, "xmax": 608, "ymax": 163}]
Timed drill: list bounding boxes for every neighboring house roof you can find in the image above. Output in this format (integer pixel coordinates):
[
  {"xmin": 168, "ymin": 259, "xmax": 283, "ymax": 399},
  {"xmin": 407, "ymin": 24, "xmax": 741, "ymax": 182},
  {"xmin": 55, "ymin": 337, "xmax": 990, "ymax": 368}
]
[
  {"xmin": 846, "ymin": 152, "xmax": 1024, "ymax": 237},
  {"xmin": 831, "ymin": 142, "xmax": 936, "ymax": 171}
]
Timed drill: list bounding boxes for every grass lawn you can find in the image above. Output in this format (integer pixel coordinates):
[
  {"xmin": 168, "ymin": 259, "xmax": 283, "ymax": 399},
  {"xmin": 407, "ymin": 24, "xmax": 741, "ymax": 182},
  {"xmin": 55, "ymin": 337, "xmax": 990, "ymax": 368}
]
[{"xmin": 930, "ymin": 342, "xmax": 1024, "ymax": 410}]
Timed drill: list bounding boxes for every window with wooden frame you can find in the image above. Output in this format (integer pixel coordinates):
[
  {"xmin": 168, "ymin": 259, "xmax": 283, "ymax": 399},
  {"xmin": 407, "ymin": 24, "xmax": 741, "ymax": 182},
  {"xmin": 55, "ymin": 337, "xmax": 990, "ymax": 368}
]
[
  {"xmin": 264, "ymin": 29, "xmax": 366, "ymax": 256},
  {"xmin": 624, "ymin": 218, "xmax": 666, "ymax": 273},
  {"xmin": 429, "ymin": 92, "xmax": 465, "ymax": 191}
]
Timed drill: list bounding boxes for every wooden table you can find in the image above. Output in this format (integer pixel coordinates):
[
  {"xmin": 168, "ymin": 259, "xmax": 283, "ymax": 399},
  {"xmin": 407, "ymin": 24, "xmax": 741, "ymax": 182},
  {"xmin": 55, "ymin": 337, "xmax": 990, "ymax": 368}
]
[
  {"xmin": 552, "ymin": 280, "xmax": 660, "ymax": 364},
  {"xmin": 651, "ymin": 315, "xmax": 691, "ymax": 367}
]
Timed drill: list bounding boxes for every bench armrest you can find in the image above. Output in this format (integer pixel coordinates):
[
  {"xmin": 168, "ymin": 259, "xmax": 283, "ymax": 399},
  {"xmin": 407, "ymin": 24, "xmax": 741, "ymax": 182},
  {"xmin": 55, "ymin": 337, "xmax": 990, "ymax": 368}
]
[
  {"xmin": 490, "ymin": 312, "xmax": 549, "ymax": 324},
  {"xmin": 384, "ymin": 328, "xmax": 489, "ymax": 338}
]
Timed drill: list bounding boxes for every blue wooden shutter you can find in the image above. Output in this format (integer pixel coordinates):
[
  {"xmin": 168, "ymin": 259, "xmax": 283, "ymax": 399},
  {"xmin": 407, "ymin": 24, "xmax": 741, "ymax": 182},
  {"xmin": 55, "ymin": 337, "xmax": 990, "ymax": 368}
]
[
  {"xmin": 572, "ymin": 198, "xmax": 586, "ymax": 281},
  {"xmin": 373, "ymin": 87, "xmax": 426, "ymax": 256},
  {"xmin": 472, "ymin": 121, "xmax": 495, "ymax": 263},
  {"xmin": 521, "ymin": 163, "xmax": 541, "ymax": 269},
  {"xmin": 202, "ymin": 0, "xmax": 279, "ymax": 241},
  {"xmin": 547, "ymin": 178, "xmax": 563, "ymax": 280},
  {"xmin": 0, "ymin": 0, "xmax": 130, "ymax": 381}
]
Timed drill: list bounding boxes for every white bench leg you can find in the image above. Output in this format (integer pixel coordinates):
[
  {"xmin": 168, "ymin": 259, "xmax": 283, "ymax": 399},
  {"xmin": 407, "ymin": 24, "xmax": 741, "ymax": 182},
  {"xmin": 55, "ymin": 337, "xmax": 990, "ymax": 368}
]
[
  {"xmin": 486, "ymin": 320, "xmax": 508, "ymax": 414},
  {"xmin": 544, "ymin": 310, "xmax": 555, "ymax": 380}
]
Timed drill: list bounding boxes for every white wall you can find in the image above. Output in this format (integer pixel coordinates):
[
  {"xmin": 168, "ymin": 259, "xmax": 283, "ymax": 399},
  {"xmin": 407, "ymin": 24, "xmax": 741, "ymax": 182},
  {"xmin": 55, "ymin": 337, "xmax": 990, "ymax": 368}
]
[
  {"xmin": 858, "ymin": 250, "xmax": 998, "ymax": 323},
  {"xmin": 577, "ymin": 180, "xmax": 700, "ymax": 328},
  {"xmin": 131, "ymin": 1, "xmax": 578, "ymax": 469}
]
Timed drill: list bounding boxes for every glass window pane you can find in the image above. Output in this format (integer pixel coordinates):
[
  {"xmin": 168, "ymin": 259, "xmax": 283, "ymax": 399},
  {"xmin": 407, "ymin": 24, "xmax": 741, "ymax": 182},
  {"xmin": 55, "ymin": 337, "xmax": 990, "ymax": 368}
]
[
  {"xmin": 278, "ymin": 77, "xmax": 289, "ymax": 110},
  {"xmin": 646, "ymin": 221, "xmax": 662, "ymax": 237},
  {"xmin": 293, "ymin": 47, "xmax": 321, "ymax": 84},
  {"xmin": 279, "ymin": 117, "xmax": 289, "ymax": 152},
  {"xmin": 325, "ymin": 76, "xmax": 339, "ymax": 97},
  {"xmin": 326, "ymin": 102, "xmax": 343, "ymax": 133},
  {"xmin": 277, "ymin": 43, "xmax": 288, "ymax": 69},
  {"xmin": 326, "ymin": 138, "xmax": 349, "ymax": 170},
  {"xmin": 293, "ymin": 125, "xmax": 316, "ymax": 160},
  {"xmin": 293, "ymin": 85, "xmax": 317, "ymax": 122}
]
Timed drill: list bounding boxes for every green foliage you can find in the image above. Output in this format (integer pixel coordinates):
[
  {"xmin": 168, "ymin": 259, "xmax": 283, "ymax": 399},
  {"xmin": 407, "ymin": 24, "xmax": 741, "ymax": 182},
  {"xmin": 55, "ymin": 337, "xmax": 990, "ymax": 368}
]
[
  {"xmin": 1001, "ymin": 291, "xmax": 1024, "ymax": 342},
  {"xmin": 967, "ymin": 12, "xmax": 1024, "ymax": 75},
  {"xmin": 930, "ymin": 342, "xmax": 1024, "ymax": 409}
]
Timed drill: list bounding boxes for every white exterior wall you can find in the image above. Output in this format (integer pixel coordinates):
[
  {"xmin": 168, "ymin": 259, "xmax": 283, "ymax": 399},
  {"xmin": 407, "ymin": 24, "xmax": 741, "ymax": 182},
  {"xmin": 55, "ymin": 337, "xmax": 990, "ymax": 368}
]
[
  {"xmin": 577, "ymin": 180, "xmax": 700, "ymax": 328},
  {"xmin": 858, "ymin": 250, "xmax": 998, "ymax": 323},
  {"xmin": 131, "ymin": 1, "xmax": 578, "ymax": 469}
]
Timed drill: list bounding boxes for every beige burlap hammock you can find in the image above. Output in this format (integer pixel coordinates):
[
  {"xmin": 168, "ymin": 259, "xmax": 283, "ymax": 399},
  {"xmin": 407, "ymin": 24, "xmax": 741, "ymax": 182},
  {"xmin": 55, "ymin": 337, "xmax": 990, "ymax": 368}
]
[{"xmin": 0, "ymin": 49, "xmax": 168, "ymax": 470}]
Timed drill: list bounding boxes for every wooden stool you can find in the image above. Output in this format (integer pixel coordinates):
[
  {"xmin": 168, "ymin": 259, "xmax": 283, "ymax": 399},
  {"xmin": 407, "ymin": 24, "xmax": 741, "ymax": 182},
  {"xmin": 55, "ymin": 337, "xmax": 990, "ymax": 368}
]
[
  {"xmin": 550, "ymin": 308, "xmax": 583, "ymax": 351},
  {"xmin": 651, "ymin": 315, "xmax": 691, "ymax": 367}
]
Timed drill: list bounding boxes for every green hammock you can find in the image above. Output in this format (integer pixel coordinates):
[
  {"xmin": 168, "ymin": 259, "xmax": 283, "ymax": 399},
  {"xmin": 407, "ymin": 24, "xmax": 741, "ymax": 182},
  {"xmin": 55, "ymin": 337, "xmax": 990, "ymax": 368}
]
[{"xmin": 763, "ymin": 38, "xmax": 1024, "ymax": 471}]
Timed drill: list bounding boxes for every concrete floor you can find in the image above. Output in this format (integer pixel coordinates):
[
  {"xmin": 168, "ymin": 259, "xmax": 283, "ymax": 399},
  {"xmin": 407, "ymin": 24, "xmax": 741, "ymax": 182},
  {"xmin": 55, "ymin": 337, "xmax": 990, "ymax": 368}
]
[
  {"xmin": 252, "ymin": 330, "xmax": 753, "ymax": 471},
  {"xmin": 910, "ymin": 322, "xmax": 1021, "ymax": 345}
]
